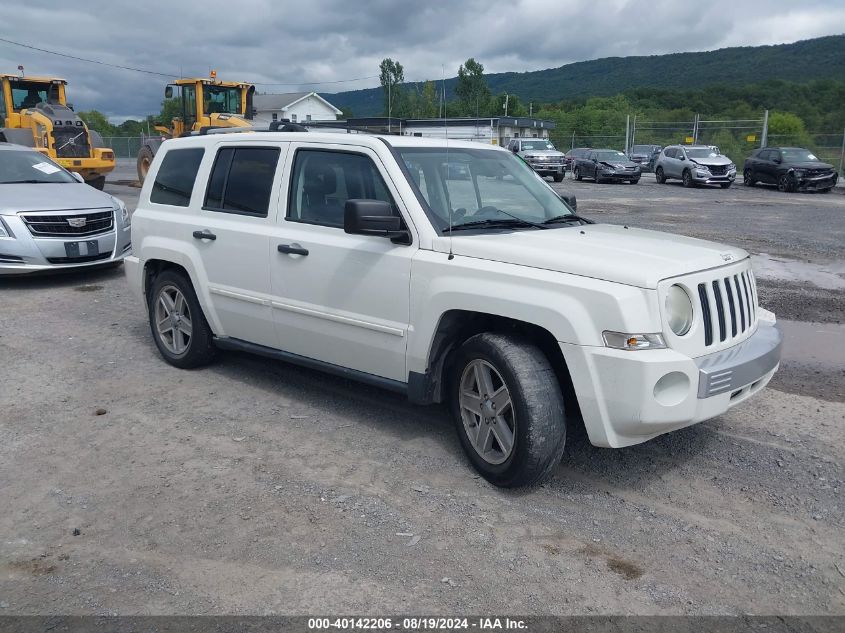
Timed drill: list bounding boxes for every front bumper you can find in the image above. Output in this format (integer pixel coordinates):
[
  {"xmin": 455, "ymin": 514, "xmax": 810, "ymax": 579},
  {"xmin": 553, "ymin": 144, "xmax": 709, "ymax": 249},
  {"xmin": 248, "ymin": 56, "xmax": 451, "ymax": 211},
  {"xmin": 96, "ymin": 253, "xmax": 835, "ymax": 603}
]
[
  {"xmin": 561, "ymin": 321, "xmax": 782, "ymax": 448},
  {"xmin": 527, "ymin": 161, "xmax": 565, "ymax": 175},
  {"xmin": 0, "ymin": 212, "xmax": 131, "ymax": 275},
  {"xmin": 691, "ymin": 168, "xmax": 736, "ymax": 184},
  {"xmin": 795, "ymin": 172, "xmax": 838, "ymax": 191},
  {"xmin": 598, "ymin": 169, "xmax": 641, "ymax": 180}
]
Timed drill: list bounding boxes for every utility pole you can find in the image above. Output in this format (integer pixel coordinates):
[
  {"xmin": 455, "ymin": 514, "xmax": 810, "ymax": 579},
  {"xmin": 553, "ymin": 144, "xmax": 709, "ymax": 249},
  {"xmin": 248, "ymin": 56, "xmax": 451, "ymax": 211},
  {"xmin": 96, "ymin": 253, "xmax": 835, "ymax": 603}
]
[
  {"xmin": 529, "ymin": 102, "xmax": 532, "ymax": 118},
  {"xmin": 692, "ymin": 114, "xmax": 699, "ymax": 144},
  {"xmin": 624, "ymin": 114, "xmax": 630, "ymax": 154},
  {"xmin": 388, "ymin": 80, "xmax": 391, "ymax": 133},
  {"xmin": 839, "ymin": 127, "xmax": 845, "ymax": 177},
  {"xmin": 761, "ymin": 109, "xmax": 769, "ymax": 148},
  {"xmin": 503, "ymin": 93, "xmax": 509, "ymax": 117}
]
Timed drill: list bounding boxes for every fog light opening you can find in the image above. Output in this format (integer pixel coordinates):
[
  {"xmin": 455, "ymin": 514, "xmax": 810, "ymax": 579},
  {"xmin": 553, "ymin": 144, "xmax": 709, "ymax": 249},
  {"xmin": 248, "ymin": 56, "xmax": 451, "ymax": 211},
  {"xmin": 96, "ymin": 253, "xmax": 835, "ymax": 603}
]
[{"xmin": 653, "ymin": 372, "xmax": 690, "ymax": 407}]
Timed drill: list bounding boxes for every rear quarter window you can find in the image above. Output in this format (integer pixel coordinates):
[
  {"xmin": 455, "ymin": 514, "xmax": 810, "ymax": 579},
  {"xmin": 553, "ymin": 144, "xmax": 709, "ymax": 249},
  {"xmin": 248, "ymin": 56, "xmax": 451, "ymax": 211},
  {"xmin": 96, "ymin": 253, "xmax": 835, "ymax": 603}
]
[{"xmin": 150, "ymin": 148, "xmax": 205, "ymax": 207}]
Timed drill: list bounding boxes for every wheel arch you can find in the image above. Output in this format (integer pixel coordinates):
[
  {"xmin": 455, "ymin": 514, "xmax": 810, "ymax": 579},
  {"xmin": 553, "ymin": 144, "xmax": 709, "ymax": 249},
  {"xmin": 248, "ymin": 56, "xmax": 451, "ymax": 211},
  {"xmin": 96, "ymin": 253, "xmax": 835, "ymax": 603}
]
[{"xmin": 408, "ymin": 310, "xmax": 582, "ymax": 423}]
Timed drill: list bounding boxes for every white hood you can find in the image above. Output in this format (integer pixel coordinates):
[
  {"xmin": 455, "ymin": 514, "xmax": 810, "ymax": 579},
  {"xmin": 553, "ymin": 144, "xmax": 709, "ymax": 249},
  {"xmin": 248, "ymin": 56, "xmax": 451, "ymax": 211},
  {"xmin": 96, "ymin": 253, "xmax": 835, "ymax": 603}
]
[{"xmin": 434, "ymin": 224, "xmax": 748, "ymax": 289}]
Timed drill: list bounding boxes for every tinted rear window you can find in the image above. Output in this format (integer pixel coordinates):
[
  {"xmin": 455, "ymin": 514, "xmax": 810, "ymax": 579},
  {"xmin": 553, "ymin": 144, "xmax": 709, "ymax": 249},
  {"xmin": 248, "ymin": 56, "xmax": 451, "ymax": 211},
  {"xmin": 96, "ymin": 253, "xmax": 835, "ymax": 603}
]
[
  {"xmin": 150, "ymin": 148, "xmax": 205, "ymax": 207},
  {"xmin": 204, "ymin": 147, "xmax": 280, "ymax": 217}
]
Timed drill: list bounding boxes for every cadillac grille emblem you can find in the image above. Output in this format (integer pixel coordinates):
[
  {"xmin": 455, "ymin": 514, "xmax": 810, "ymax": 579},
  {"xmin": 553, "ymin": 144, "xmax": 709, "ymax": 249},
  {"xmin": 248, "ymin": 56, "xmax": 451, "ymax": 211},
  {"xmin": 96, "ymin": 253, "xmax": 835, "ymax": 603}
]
[{"xmin": 67, "ymin": 217, "xmax": 87, "ymax": 228}]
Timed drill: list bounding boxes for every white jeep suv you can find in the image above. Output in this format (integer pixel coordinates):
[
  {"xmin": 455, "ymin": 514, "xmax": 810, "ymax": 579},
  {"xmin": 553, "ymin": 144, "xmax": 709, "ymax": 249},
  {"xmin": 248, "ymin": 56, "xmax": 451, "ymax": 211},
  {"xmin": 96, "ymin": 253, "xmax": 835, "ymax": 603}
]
[{"xmin": 125, "ymin": 131, "xmax": 782, "ymax": 487}]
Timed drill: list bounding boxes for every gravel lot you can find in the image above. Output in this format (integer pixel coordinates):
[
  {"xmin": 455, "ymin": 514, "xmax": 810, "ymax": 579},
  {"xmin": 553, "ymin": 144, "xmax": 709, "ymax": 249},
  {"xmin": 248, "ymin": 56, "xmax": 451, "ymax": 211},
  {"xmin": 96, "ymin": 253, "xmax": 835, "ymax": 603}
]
[{"xmin": 0, "ymin": 161, "xmax": 843, "ymax": 615}]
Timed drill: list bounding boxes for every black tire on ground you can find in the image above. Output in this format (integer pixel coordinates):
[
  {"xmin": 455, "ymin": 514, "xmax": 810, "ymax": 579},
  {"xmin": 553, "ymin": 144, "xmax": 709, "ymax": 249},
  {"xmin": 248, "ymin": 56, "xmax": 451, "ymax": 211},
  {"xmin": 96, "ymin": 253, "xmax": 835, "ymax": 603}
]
[
  {"xmin": 553, "ymin": 172, "xmax": 564, "ymax": 182},
  {"xmin": 777, "ymin": 174, "xmax": 794, "ymax": 193},
  {"xmin": 655, "ymin": 166, "xmax": 666, "ymax": 183},
  {"xmin": 629, "ymin": 179, "xmax": 640, "ymax": 184},
  {"xmin": 682, "ymin": 169, "xmax": 694, "ymax": 188},
  {"xmin": 574, "ymin": 167, "xmax": 582, "ymax": 181},
  {"xmin": 147, "ymin": 269, "xmax": 217, "ymax": 369},
  {"xmin": 449, "ymin": 332, "xmax": 567, "ymax": 488},
  {"xmin": 88, "ymin": 176, "xmax": 106, "ymax": 190},
  {"xmin": 137, "ymin": 145, "xmax": 155, "ymax": 185},
  {"xmin": 743, "ymin": 169, "xmax": 755, "ymax": 186},
  {"xmin": 820, "ymin": 187, "xmax": 832, "ymax": 193},
  {"xmin": 720, "ymin": 182, "xmax": 732, "ymax": 189}
]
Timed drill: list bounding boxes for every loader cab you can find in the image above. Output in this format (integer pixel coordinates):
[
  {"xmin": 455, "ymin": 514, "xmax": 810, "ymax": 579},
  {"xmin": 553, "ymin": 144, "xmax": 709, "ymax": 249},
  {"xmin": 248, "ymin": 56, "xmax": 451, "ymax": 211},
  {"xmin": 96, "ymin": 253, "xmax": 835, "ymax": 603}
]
[
  {"xmin": 165, "ymin": 78, "xmax": 255, "ymax": 137},
  {"xmin": 3, "ymin": 77, "xmax": 65, "ymax": 113}
]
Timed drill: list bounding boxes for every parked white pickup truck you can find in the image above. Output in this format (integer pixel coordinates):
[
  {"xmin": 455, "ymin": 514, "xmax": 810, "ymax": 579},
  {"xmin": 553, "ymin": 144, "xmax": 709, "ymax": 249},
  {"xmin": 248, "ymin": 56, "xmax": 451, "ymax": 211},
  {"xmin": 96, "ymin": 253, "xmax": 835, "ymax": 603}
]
[{"xmin": 125, "ymin": 131, "xmax": 782, "ymax": 487}]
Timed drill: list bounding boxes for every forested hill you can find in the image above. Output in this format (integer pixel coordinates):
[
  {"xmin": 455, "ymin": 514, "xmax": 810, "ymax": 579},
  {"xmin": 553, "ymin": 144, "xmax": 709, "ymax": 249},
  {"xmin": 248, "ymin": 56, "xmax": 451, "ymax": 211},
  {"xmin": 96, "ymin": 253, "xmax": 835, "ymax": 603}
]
[{"xmin": 327, "ymin": 35, "xmax": 845, "ymax": 116}]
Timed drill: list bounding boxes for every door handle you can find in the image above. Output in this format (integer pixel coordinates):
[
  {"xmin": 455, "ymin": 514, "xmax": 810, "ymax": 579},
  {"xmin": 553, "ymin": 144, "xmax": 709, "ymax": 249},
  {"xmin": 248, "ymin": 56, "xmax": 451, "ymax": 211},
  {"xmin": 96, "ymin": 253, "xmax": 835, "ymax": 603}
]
[
  {"xmin": 192, "ymin": 230, "xmax": 217, "ymax": 241},
  {"xmin": 277, "ymin": 243, "xmax": 309, "ymax": 256}
]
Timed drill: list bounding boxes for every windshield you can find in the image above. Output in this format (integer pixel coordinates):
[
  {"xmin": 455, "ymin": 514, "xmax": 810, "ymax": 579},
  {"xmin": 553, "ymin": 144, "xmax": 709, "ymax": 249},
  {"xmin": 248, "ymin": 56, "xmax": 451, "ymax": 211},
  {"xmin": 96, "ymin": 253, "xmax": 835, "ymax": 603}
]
[
  {"xmin": 685, "ymin": 147, "xmax": 720, "ymax": 158},
  {"xmin": 204, "ymin": 85, "xmax": 243, "ymax": 114},
  {"xmin": 398, "ymin": 147, "xmax": 573, "ymax": 231},
  {"xmin": 595, "ymin": 150, "xmax": 627, "ymax": 161},
  {"xmin": 0, "ymin": 150, "xmax": 76, "ymax": 184},
  {"xmin": 521, "ymin": 140, "xmax": 555, "ymax": 151},
  {"xmin": 10, "ymin": 81, "xmax": 53, "ymax": 111},
  {"xmin": 781, "ymin": 149, "xmax": 819, "ymax": 162}
]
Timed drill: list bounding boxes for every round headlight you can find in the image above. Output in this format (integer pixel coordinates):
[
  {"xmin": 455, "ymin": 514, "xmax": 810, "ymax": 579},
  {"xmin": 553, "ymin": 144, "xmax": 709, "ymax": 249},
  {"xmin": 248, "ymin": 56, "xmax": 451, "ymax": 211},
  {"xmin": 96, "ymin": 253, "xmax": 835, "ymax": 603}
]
[{"xmin": 666, "ymin": 285, "xmax": 693, "ymax": 336}]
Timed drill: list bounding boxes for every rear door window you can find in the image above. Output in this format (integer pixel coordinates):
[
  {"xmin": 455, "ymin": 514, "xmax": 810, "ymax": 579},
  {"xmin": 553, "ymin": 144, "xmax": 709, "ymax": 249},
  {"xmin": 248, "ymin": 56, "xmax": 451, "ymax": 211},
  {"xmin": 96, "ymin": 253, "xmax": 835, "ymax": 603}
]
[
  {"xmin": 204, "ymin": 146, "xmax": 281, "ymax": 217},
  {"xmin": 150, "ymin": 148, "xmax": 205, "ymax": 207}
]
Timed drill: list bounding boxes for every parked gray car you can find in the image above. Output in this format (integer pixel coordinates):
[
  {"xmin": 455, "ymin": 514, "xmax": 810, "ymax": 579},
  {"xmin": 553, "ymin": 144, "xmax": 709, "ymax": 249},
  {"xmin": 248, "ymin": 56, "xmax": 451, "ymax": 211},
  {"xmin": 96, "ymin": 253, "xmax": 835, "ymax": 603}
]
[
  {"xmin": 507, "ymin": 138, "xmax": 566, "ymax": 181},
  {"xmin": 0, "ymin": 143, "xmax": 131, "ymax": 275},
  {"xmin": 655, "ymin": 145, "xmax": 736, "ymax": 188}
]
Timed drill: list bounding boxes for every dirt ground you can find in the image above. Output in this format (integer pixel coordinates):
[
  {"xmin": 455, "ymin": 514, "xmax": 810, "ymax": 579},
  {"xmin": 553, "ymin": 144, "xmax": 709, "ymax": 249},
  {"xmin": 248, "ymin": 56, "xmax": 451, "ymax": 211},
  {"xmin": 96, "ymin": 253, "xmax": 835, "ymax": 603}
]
[{"xmin": 0, "ymin": 164, "xmax": 843, "ymax": 615}]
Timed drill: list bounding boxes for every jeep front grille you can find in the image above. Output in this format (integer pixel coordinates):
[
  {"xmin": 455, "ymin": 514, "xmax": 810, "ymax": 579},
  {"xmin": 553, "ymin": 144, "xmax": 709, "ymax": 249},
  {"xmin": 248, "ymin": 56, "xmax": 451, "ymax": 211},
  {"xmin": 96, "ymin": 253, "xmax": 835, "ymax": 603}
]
[
  {"xmin": 22, "ymin": 210, "xmax": 114, "ymax": 238},
  {"xmin": 697, "ymin": 271, "xmax": 757, "ymax": 347}
]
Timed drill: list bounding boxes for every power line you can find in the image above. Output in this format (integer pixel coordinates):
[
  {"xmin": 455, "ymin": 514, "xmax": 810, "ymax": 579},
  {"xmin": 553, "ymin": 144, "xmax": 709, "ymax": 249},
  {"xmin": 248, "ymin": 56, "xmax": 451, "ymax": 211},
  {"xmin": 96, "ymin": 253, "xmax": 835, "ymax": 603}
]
[{"xmin": 0, "ymin": 36, "xmax": 380, "ymax": 87}]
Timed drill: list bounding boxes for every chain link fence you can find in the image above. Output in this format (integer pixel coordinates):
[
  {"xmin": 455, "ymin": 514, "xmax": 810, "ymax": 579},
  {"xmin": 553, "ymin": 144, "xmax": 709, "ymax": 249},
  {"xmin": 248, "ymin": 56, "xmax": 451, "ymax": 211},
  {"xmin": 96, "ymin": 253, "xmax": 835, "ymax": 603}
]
[
  {"xmin": 551, "ymin": 115, "xmax": 845, "ymax": 177},
  {"xmin": 100, "ymin": 136, "xmax": 147, "ymax": 159}
]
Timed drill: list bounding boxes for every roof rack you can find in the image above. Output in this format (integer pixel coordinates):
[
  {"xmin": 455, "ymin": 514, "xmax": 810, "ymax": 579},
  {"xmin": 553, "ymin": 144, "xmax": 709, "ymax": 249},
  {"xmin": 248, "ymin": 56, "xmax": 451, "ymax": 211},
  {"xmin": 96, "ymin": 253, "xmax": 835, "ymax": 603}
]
[{"xmin": 195, "ymin": 122, "xmax": 310, "ymax": 136}]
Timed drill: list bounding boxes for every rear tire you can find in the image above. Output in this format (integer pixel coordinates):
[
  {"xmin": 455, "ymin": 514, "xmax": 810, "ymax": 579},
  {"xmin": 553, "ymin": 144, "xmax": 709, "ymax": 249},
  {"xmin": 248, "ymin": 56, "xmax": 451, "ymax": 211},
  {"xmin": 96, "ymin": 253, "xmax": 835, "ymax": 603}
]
[
  {"xmin": 147, "ymin": 269, "xmax": 217, "ymax": 369},
  {"xmin": 449, "ymin": 333, "xmax": 567, "ymax": 488},
  {"xmin": 682, "ymin": 169, "xmax": 694, "ymax": 188},
  {"xmin": 137, "ymin": 145, "xmax": 155, "ymax": 185},
  {"xmin": 655, "ymin": 166, "xmax": 666, "ymax": 184}
]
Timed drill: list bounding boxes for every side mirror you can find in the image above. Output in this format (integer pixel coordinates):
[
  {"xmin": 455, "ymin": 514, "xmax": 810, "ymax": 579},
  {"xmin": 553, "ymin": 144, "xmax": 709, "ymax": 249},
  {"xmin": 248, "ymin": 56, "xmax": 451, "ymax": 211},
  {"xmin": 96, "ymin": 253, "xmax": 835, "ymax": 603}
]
[
  {"xmin": 680, "ymin": 155, "xmax": 686, "ymax": 161},
  {"xmin": 773, "ymin": 157, "xmax": 781, "ymax": 164},
  {"xmin": 164, "ymin": 86, "xmax": 173, "ymax": 99},
  {"xmin": 344, "ymin": 199, "xmax": 409, "ymax": 242},
  {"xmin": 592, "ymin": 157, "xmax": 597, "ymax": 163},
  {"xmin": 71, "ymin": 171, "xmax": 85, "ymax": 183},
  {"xmin": 66, "ymin": 103, "xmax": 74, "ymax": 111}
]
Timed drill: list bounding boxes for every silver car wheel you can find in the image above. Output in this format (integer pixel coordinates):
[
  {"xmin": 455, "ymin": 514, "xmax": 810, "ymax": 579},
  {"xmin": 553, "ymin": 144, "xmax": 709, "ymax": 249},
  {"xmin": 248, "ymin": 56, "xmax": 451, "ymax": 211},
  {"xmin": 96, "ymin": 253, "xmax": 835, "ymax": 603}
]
[
  {"xmin": 154, "ymin": 284, "xmax": 193, "ymax": 355},
  {"xmin": 459, "ymin": 359, "xmax": 516, "ymax": 465}
]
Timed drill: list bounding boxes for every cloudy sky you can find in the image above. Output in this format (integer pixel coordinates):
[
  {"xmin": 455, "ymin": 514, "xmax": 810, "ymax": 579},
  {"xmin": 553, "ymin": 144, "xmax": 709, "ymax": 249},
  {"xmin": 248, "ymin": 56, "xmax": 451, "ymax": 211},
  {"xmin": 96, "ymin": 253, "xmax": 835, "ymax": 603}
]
[{"xmin": 2, "ymin": 0, "xmax": 844, "ymax": 121}]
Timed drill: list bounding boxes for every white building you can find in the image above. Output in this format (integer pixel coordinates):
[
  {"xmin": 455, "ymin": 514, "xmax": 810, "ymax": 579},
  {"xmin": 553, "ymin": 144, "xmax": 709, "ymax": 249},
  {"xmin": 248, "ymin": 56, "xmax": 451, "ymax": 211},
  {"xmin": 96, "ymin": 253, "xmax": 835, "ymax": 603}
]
[{"xmin": 253, "ymin": 92, "xmax": 342, "ymax": 124}]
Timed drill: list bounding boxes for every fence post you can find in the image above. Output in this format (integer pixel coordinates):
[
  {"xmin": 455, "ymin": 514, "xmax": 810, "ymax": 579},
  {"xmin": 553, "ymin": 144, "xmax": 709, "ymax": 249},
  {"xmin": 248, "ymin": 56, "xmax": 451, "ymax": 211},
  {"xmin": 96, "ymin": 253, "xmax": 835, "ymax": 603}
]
[
  {"xmin": 624, "ymin": 115, "xmax": 630, "ymax": 154},
  {"xmin": 692, "ymin": 114, "xmax": 699, "ymax": 144},
  {"xmin": 761, "ymin": 110, "xmax": 769, "ymax": 148},
  {"xmin": 839, "ymin": 127, "xmax": 845, "ymax": 177}
]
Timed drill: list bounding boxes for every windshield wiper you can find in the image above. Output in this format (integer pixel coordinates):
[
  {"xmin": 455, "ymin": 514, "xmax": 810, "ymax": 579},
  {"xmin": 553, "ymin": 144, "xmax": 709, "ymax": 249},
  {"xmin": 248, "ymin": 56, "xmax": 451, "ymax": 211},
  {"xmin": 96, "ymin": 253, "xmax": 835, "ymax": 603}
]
[
  {"xmin": 446, "ymin": 218, "xmax": 545, "ymax": 233},
  {"xmin": 2, "ymin": 179, "xmax": 52, "ymax": 184},
  {"xmin": 543, "ymin": 213, "xmax": 595, "ymax": 226}
]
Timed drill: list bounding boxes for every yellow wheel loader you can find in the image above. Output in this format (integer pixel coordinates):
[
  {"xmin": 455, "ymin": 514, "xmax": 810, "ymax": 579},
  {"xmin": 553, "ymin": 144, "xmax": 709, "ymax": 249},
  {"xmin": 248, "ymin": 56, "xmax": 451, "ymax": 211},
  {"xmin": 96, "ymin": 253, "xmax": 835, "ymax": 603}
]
[
  {"xmin": 138, "ymin": 74, "xmax": 256, "ymax": 183},
  {"xmin": 0, "ymin": 73, "xmax": 115, "ymax": 189}
]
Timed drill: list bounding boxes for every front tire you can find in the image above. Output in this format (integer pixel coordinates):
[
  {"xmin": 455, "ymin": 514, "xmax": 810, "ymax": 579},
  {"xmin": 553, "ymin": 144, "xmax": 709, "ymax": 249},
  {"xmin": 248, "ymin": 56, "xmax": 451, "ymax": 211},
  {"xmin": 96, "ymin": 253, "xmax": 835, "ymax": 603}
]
[
  {"xmin": 720, "ymin": 182, "xmax": 732, "ymax": 189},
  {"xmin": 553, "ymin": 172, "xmax": 564, "ymax": 182},
  {"xmin": 743, "ymin": 168, "xmax": 755, "ymax": 186},
  {"xmin": 778, "ymin": 174, "xmax": 795, "ymax": 193},
  {"xmin": 88, "ymin": 175, "xmax": 106, "ymax": 190},
  {"xmin": 655, "ymin": 166, "xmax": 666, "ymax": 183},
  {"xmin": 574, "ymin": 167, "xmax": 582, "ymax": 181},
  {"xmin": 682, "ymin": 169, "xmax": 694, "ymax": 188},
  {"xmin": 148, "ymin": 270, "xmax": 217, "ymax": 368},
  {"xmin": 450, "ymin": 333, "xmax": 567, "ymax": 488}
]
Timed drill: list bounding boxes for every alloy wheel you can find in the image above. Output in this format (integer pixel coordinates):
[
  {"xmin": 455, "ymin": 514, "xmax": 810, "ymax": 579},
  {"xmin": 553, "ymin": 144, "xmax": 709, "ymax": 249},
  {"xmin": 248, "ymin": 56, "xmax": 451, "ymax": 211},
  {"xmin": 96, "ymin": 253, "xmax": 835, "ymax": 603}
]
[
  {"xmin": 154, "ymin": 284, "xmax": 193, "ymax": 355},
  {"xmin": 458, "ymin": 359, "xmax": 516, "ymax": 465}
]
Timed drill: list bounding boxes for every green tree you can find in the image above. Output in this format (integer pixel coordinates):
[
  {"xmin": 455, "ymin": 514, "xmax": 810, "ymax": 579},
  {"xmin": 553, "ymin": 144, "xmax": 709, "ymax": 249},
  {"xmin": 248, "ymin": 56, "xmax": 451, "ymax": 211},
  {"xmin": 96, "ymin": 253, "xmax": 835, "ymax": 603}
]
[
  {"xmin": 420, "ymin": 81, "xmax": 439, "ymax": 118},
  {"xmin": 78, "ymin": 110, "xmax": 115, "ymax": 137},
  {"xmin": 159, "ymin": 98, "xmax": 182, "ymax": 125},
  {"xmin": 456, "ymin": 58, "xmax": 491, "ymax": 117},
  {"xmin": 379, "ymin": 58, "xmax": 404, "ymax": 117}
]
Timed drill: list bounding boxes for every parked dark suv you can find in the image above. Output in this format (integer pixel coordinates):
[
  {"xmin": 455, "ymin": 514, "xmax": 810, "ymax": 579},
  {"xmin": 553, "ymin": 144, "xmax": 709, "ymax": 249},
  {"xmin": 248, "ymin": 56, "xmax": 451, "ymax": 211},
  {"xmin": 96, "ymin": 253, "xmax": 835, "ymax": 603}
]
[
  {"xmin": 628, "ymin": 144, "xmax": 662, "ymax": 171},
  {"xmin": 743, "ymin": 147, "xmax": 838, "ymax": 193},
  {"xmin": 563, "ymin": 147, "xmax": 591, "ymax": 173}
]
